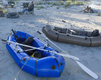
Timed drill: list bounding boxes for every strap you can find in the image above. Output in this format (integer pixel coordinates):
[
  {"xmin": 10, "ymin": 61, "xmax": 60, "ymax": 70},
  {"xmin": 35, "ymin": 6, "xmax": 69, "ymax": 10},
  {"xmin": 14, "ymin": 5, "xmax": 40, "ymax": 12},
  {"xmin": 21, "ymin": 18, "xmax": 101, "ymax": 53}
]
[
  {"xmin": 90, "ymin": 38, "xmax": 92, "ymax": 47},
  {"xmin": 19, "ymin": 32, "xmax": 22, "ymax": 42},
  {"xmin": 35, "ymin": 59, "xmax": 38, "ymax": 76},
  {"xmin": 24, "ymin": 33, "xmax": 27, "ymax": 41},
  {"xmin": 52, "ymin": 56, "xmax": 61, "ymax": 76}
]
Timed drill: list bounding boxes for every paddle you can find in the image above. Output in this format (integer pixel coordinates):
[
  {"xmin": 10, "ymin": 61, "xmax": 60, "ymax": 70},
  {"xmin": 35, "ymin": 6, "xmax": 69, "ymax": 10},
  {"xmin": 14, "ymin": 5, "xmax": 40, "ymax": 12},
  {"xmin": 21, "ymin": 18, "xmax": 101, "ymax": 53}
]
[
  {"xmin": 2, "ymin": 38, "xmax": 79, "ymax": 59},
  {"xmin": 37, "ymin": 31, "xmax": 79, "ymax": 60},
  {"xmin": 3, "ymin": 39, "xmax": 79, "ymax": 60},
  {"xmin": 37, "ymin": 31, "xmax": 98, "ymax": 79}
]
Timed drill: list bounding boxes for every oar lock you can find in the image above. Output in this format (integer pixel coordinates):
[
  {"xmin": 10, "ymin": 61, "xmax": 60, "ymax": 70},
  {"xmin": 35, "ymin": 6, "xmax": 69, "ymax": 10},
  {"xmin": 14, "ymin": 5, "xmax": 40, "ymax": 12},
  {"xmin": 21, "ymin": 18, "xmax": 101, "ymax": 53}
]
[
  {"xmin": 15, "ymin": 44, "xmax": 23, "ymax": 53},
  {"xmin": 9, "ymin": 43, "xmax": 22, "ymax": 53}
]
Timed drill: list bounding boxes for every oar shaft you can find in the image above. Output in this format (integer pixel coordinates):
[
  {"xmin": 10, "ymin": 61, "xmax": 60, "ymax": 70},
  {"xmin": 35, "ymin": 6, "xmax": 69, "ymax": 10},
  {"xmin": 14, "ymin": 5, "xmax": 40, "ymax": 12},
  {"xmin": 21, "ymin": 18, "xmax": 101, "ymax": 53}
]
[
  {"xmin": 37, "ymin": 31, "xmax": 79, "ymax": 60},
  {"xmin": 37, "ymin": 31, "xmax": 68, "ymax": 54},
  {"xmin": 8, "ymin": 41, "xmax": 51, "ymax": 52},
  {"xmin": 1, "ymin": 38, "xmax": 78, "ymax": 60},
  {"xmin": 7, "ymin": 41, "xmax": 79, "ymax": 60}
]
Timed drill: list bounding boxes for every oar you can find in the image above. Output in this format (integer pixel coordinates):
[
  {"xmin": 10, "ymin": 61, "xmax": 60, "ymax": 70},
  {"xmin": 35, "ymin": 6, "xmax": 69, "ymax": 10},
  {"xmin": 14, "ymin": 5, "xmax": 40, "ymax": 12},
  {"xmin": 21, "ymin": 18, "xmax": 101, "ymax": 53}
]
[
  {"xmin": 1, "ymin": 38, "xmax": 79, "ymax": 60},
  {"xmin": 37, "ymin": 31, "xmax": 98, "ymax": 79},
  {"xmin": 5, "ymin": 40, "xmax": 80, "ymax": 60},
  {"xmin": 37, "ymin": 31, "xmax": 79, "ymax": 58}
]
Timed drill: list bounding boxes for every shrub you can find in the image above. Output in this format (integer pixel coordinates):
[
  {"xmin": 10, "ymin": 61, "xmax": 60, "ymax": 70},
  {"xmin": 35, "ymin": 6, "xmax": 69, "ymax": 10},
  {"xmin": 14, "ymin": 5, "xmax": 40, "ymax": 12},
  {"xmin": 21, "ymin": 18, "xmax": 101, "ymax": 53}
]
[
  {"xmin": 58, "ymin": 0, "xmax": 64, "ymax": 5},
  {"xmin": 34, "ymin": 6, "xmax": 38, "ymax": 8},
  {"xmin": 47, "ymin": 2, "xmax": 51, "ymax": 5},
  {"xmin": 50, "ymin": 5, "xmax": 53, "ymax": 7},
  {"xmin": 61, "ymin": 2, "xmax": 64, "ymax": 5},
  {"xmin": 74, "ymin": 1, "xmax": 84, "ymax": 5},
  {"xmin": 97, "ymin": 13, "xmax": 101, "ymax": 16},
  {"xmin": 85, "ymin": 1, "xmax": 89, "ymax": 4},
  {"xmin": 52, "ymin": 2, "xmax": 59, "ymax": 6},
  {"xmin": 35, "ymin": 6, "xmax": 44, "ymax": 10},
  {"xmin": 0, "ymin": 7, "xmax": 3, "ymax": 10},
  {"xmin": 36, "ymin": 2, "xmax": 42, "ymax": 5},
  {"xmin": 66, "ymin": 1, "xmax": 72, "ymax": 5},
  {"xmin": 40, "ymin": 6, "xmax": 44, "ymax": 9},
  {"xmin": 64, "ymin": 1, "xmax": 72, "ymax": 7},
  {"xmin": 57, "ymin": 7, "xmax": 59, "ymax": 9}
]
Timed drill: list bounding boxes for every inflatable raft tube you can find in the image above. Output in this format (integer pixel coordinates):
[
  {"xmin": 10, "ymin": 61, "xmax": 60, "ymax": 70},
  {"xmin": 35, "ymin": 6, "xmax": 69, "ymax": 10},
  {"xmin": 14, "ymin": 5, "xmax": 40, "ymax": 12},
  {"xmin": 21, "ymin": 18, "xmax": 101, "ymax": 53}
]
[
  {"xmin": 7, "ymin": 12, "xmax": 19, "ymax": 18},
  {"xmin": 42, "ymin": 25, "xmax": 101, "ymax": 47},
  {"xmin": 6, "ymin": 31, "xmax": 65, "ymax": 77}
]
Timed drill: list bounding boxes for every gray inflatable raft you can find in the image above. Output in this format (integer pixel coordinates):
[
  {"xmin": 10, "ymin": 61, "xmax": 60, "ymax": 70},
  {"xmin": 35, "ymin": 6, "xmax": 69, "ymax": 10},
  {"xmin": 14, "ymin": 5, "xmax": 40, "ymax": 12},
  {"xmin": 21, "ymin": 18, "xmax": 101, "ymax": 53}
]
[{"xmin": 42, "ymin": 25, "xmax": 101, "ymax": 47}]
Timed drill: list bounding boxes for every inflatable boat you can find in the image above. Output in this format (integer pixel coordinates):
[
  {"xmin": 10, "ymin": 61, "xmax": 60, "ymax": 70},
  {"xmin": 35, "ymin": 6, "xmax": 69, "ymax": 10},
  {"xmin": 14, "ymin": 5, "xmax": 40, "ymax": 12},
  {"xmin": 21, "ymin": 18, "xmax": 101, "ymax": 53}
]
[
  {"xmin": 42, "ymin": 25, "xmax": 101, "ymax": 47},
  {"xmin": 6, "ymin": 30, "xmax": 65, "ymax": 77},
  {"xmin": 7, "ymin": 12, "xmax": 19, "ymax": 18}
]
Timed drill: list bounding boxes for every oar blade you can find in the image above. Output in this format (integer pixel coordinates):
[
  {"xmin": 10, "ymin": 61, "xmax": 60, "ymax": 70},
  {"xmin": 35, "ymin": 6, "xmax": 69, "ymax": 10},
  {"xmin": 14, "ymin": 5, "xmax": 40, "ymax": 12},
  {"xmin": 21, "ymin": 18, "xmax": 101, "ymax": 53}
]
[
  {"xmin": 56, "ymin": 53, "xmax": 79, "ymax": 61},
  {"xmin": 1, "ymin": 39, "xmax": 7, "ymax": 42},
  {"xmin": 76, "ymin": 61, "xmax": 98, "ymax": 79},
  {"xmin": 37, "ymin": 30, "xmax": 98, "ymax": 79}
]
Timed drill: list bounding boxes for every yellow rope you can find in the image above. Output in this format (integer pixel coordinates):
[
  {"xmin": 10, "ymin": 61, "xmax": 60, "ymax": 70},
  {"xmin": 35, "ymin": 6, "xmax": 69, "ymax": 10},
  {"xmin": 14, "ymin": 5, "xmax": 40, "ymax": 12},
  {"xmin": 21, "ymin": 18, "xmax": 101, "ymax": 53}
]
[
  {"xmin": 14, "ymin": 57, "xmax": 30, "ymax": 80},
  {"xmin": 31, "ymin": 54, "xmax": 34, "ymax": 57}
]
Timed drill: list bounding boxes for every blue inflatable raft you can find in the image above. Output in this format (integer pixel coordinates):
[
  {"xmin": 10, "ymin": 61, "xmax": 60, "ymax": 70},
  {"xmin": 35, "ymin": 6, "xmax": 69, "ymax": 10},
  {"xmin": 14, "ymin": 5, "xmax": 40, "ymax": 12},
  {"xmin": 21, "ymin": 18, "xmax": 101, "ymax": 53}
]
[{"xmin": 6, "ymin": 31, "xmax": 65, "ymax": 77}]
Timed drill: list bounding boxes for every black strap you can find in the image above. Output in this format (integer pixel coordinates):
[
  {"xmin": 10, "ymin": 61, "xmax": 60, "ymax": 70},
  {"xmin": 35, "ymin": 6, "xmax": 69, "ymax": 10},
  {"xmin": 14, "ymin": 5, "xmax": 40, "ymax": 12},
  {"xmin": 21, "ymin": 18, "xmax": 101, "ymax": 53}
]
[
  {"xmin": 24, "ymin": 33, "xmax": 27, "ymax": 41},
  {"xmin": 19, "ymin": 32, "xmax": 21, "ymax": 42},
  {"xmin": 56, "ymin": 33, "xmax": 59, "ymax": 42},
  {"xmin": 90, "ymin": 38, "xmax": 92, "ymax": 47},
  {"xmin": 19, "ymin": 55, "xmax": 28, "ymax": 66},
  {"xmin": 85, "ymin": 37, "xmax": 88, "ymax": 40},
  {"xmin": 52, "ymin": 56, "xmax": 61, "ymax": 77},
  {"xmin": 35, "ymin": 59, "xmax": 38, "ymax": 76}
]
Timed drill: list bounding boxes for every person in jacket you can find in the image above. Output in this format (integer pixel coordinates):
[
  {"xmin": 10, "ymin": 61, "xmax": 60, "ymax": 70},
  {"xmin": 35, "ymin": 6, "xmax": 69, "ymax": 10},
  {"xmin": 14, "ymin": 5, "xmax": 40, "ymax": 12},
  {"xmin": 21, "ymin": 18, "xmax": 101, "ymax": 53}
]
[{"xmin": 22, "ymin": 1, "xmax": 34, "ymax": 13}]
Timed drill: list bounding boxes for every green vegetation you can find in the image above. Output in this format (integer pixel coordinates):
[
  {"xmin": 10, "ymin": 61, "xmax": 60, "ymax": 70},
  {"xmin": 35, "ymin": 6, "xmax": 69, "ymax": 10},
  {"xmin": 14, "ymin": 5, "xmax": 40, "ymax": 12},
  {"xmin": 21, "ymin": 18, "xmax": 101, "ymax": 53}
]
[
  {"xmin": 64, "ymin": 1, "xmax": 72, "ymax": 8},
  {"xmin": 34, "ymin": 0, "xmax": 89, "ymax": 9},
  {"xmin": 50, "ymin": 5, "xmax": 53, "ymax": 7},
  {"xmin": 85, "ymin": 1, "xmax": 89, "ymax": 4},
  {"xmin": 66, "ymin": 1, "xmax": 72, "ymax": 5},
  {"xmin": 35, "ymin": 6, "xmax": 44, "ymax": 10},
  {"xmin": 0, "ymin": 7, "xmax": 3, "ymax": 10},
  {"xmin": 59, "ymin": 0, "xmax": 64, "ymax": 5},
  {"xmin": 73, "ymin": 1, "xmax": 84, "ymax": 5},
  {"xmin": 36, "ymin": 2, "xmax": 42, "ymax": 5},
  {"xmin": 47, "ymin": 2, "xmax": 51, "ymax": 5},
  {"xmin": 61, "ymin": 2, "xmax": 64, "ymax": 5},
  {"xmin": 97, "ymin": 13, "xmax": 101, "ymax": 16},
  {"xmin": 52, "ymin": 2, "xmax": 60, "ymax": 6},
  {"xmin": 57, "ymin": 7, "xmax": 59, "ymax": 9}
]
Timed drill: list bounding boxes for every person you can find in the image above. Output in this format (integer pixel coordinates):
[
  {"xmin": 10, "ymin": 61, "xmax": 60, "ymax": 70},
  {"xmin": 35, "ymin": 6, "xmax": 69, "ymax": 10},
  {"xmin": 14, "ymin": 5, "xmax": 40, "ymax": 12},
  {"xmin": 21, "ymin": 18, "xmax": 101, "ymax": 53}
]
[
  {"xmin": 22, "ymin": 1, "xmax": 34, "ymax": 13},
  {"xmin": 8, "ymin": 1, "xmax": 15, "ymax": 8}
]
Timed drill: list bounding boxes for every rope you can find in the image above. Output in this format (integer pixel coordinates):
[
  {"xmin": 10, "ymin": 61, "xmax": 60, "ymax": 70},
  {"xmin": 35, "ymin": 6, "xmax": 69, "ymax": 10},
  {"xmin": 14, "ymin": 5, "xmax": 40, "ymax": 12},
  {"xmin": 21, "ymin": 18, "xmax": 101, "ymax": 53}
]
[{"xmin": 14, "ymin": 57, "xmax": 30, "ymax": 80}]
